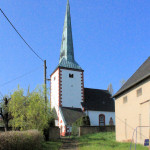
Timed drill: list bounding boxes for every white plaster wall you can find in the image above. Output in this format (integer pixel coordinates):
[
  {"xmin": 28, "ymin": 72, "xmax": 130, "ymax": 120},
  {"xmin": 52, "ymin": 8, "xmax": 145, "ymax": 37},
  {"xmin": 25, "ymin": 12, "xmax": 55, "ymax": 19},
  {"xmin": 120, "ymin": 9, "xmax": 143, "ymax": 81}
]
[
  {"xmin": 61, "ymin": 69, "xmax": 82, "ymax": 108},
  {"xmin": 51, "ymin": 69, "xmax": 59, "ymax": 115},
  {"xmin": 55, "ymin": 120, "xmax": 58, "ymax": 126},
  {"xmin": 59, "ymin": 108, "xmax": 66, "ymax": 132},
  {"xmin": 88, "ymin": 111, "xmax": 115, "ymax": 126},
  {"xmin": 66, "ymin": 126, "xmax": 72, "ymax": 133}
]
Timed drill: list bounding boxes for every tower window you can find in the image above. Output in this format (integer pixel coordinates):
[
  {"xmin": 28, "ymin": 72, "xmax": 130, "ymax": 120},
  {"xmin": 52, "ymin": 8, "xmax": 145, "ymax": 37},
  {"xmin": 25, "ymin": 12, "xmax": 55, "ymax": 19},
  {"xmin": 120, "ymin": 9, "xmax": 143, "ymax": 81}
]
[
  {"xmin": 69, "ymin": 74, "xmax": 74, "ymax": 78},
  {"xmin": 54, "ymin": 77, "xmax": 56, "ymax": 80}
]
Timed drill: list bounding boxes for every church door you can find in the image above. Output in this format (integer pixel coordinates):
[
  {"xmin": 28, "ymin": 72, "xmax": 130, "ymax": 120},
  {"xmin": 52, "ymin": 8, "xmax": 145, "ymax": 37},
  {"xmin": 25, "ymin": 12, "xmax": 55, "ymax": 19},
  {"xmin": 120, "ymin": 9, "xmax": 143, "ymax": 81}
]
[{"xmin": 99, "ymin": 114, "xmax": 105, "ymax": 126}]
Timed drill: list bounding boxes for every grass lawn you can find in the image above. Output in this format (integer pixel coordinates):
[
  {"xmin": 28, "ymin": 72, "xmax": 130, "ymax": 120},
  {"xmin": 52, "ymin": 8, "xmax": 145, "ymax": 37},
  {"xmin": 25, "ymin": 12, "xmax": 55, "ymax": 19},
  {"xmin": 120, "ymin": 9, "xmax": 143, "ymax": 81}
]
[
  {"xmin": 42, "ymin": 140, "xmax": 62, "ymax": 150},
  {"xmin": 77, "ymin": 132, "xmax": 148, "ymax": 150}
]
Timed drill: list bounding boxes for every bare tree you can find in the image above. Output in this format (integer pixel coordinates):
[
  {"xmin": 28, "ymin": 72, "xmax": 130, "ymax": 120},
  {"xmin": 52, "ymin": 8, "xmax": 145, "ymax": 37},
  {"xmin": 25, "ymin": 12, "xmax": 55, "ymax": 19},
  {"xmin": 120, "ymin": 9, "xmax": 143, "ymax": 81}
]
[
  {"xmin": 120, "ymin": 79, "xmax": 126, "ymax": 87},
  {"xmin": 0, "ymin": 97, "xmax": 11, "ymax": 131},
  {"xmin": 107, "ymin": 83, "xmax": 114, "ymax": 95}
]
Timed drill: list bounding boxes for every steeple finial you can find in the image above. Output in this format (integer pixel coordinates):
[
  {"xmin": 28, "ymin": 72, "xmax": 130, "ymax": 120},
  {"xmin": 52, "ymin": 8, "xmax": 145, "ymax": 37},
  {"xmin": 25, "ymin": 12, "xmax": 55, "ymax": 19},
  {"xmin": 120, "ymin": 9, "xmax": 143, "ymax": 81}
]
[{"xmin": 58, "ymin": 0, "xmax": 82, "ymax": 70}]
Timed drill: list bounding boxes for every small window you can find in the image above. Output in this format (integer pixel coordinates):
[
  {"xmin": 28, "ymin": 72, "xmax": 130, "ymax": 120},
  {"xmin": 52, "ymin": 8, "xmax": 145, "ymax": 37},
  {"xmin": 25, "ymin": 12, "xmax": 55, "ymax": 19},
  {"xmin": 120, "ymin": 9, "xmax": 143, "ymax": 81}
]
[
  {"xmin": 123, "ymin": 96, "xmax": 127, "ymax": 104},
  {"xmin": 137, "ymin": 88, "xmax": 142, "ymax": 97},
  {"xmin": 54, "ymin": 77, "xmax": 56, "ymax": 80},
  {"xmin": 69, "ymin": 74, "xmax": 74, "ymax": 78}
]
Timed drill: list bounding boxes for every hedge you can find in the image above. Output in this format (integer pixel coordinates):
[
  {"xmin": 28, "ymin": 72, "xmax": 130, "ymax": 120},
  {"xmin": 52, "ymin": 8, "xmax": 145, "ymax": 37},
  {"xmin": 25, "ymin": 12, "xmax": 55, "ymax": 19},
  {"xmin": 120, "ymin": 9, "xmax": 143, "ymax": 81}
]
[{"xmin": 0, "ymin": 130, "xmax": 44, "ymax": 150}]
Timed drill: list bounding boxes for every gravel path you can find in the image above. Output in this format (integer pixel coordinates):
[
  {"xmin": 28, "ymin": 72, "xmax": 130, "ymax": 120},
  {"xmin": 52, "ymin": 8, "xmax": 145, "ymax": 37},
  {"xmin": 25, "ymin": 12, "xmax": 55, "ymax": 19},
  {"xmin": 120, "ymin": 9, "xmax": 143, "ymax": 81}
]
[{"xmin": 60, "ymin": 138, "xmax": 78, "ymax": 150}]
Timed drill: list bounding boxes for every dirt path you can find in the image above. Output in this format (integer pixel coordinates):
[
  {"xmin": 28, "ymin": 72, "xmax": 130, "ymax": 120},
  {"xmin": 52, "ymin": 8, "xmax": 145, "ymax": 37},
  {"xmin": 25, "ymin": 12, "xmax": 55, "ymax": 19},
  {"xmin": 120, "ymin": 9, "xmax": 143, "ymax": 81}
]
[{"xmin": 60, "ymin": 138, "xmax": 78, "ymax": 150}]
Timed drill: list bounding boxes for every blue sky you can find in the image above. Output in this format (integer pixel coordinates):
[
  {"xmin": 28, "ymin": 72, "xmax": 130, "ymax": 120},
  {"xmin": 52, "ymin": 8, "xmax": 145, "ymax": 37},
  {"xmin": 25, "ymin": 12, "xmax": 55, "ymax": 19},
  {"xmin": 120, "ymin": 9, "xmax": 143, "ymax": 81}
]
[{"xmin": 0, "ymin": 0, "xmax": 149, "ymax": 98}]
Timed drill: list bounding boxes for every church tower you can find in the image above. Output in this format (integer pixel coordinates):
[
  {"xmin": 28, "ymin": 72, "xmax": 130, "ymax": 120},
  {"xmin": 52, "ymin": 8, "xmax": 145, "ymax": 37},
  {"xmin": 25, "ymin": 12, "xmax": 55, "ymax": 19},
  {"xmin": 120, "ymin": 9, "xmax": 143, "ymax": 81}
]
[{"xmin": 50, "ymin": 0, "xmax": 84, "ymax": 117}]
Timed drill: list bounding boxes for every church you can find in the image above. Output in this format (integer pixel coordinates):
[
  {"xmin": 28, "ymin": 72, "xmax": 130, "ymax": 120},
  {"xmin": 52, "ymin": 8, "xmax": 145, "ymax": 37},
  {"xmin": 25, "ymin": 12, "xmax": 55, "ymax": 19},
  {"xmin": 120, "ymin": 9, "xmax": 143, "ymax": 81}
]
[{"xmin": 50, "ymin": 0, "xmax": 115, "ymax": 136}]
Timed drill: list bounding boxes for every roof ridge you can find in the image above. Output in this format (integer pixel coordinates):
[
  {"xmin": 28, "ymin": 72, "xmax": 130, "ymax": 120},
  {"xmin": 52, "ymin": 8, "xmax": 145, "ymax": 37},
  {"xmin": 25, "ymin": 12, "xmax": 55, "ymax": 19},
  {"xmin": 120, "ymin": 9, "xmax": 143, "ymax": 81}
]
[
  {"xmin": 113, "ymin": 56, "xmax": 150, "ymax": 98},
  {"xmin": 122, "ymin": 57, "xmax": 150, "ymax": 85},
  {"xmin": 62, "ymin": 106, "xmax": 81, "ymax": 109},
  {"xmin": 123, "ymin": 56, "xmax": 150, "ymax": 86},
  {"xmin": 84, "ymin": 87, "xmax": 108, "ymax": 91}
]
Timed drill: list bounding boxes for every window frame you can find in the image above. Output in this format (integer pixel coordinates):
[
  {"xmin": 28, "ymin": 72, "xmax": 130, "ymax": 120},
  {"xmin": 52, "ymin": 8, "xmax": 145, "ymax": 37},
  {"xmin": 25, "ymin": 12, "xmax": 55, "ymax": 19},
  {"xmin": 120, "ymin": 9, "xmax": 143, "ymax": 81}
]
[
  {"xmin": 123, "ymin": 96, "xmax": 128, "ymax": 104},
  {"xmin": 137, "ymin": 88, "xmax": 142, "ymax": 97},
  {"xmin": 99, "ymin": 114, "xmax": 105, "ymax": 126},
  {"xmin": 69, "ymin": 74, "xmax": 74, "ymax": 78}
]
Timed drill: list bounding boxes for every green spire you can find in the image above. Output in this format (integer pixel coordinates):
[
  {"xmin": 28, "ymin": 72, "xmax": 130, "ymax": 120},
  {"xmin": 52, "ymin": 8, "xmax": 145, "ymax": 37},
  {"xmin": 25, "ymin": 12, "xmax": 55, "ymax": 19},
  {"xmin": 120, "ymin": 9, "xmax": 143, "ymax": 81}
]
[{"xmin": 59, "ymin": 0, "xmax": 82, "ymax": 70}]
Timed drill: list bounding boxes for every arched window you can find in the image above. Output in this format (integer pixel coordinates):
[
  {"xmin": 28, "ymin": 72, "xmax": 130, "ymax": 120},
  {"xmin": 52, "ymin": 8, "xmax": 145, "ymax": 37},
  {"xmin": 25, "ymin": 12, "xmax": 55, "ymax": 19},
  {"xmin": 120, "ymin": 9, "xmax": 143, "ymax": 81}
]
[
  {"xmin": 109, "ymin": 117, "xmax": 114, "ymax": 125},
  {"xmin": 99, "ymin": 114, "xmax": 105, "ymax": 126}
]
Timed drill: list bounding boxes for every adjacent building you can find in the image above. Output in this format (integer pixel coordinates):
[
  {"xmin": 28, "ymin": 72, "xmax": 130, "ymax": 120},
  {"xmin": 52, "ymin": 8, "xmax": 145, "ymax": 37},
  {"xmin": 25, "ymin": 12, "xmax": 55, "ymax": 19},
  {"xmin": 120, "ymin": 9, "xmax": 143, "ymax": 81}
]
[
  {"xmin": 113, "ymin": 57, "xmax": 150, "ymax": 144},
  {"xmin": 82, "ymin": 88, "xmax": 115, "ymax": 126}
]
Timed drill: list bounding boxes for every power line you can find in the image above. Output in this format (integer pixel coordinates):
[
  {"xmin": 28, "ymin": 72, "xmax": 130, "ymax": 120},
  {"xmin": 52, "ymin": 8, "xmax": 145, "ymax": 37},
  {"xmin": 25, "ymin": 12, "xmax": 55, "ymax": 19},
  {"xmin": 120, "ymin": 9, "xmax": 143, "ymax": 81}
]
[
  {"xmin": 0, "ymin": 8, "xmax": 44, "ymax": 62},
  {"xmin": 0, "ymin": 65, "xmax": 43, "ymax": 87}
]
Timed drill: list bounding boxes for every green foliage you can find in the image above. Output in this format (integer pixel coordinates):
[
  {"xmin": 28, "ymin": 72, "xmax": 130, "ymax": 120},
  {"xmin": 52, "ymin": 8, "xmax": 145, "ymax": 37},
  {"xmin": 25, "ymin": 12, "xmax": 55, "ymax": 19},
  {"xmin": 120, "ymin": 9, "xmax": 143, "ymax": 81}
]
[
  {"xmin": 8, "ymin": 85, "xmax": 53, "ymax": 131},
  {"xmin": 73, "ymin": 116, "xmax": 90, "ymax": 127},
  {"xmin": 0, "ymin": 130, "xmax": 44, "ymax": 150},
  {"xmin": 26, "ymin": 91, "xmax": 48, "ymax": 131},
  {"xmin": 48, "ymin": 114, "xmax": 55, "ymax": 127},
  {"xmin": 72, "ymin": 116, "xmax": 90, "ymax": 136},
  {"xmin": 72, "ymin": 125, "xmax": 79, "ymax": 136},
  {"xmin": 0, "ymin": 119, "xmax": 4, "ymax": 127},
  {"xmin": 43, "ymin": 109, "xmax": 55, "ymax": 141},
  {"xmin": 9, "ymin": 87, "xmax": 27, "ymax": 130}
]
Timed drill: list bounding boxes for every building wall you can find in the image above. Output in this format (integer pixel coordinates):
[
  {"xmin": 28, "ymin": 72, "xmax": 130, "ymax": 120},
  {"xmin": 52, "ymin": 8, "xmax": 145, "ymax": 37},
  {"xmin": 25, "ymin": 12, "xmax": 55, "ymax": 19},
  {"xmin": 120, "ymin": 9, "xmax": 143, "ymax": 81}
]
[
  {"xmin": 51, "ymin": 67, "xmax": 84, "ymax": 136},
  {"xmin": 49, "ymin": 127, "xmax": 60, "ymax": 140},
  {"xmin": 115, "ymin": 78, "xmax": 150, "ymax": 144},
  {"xmin": 60, "ymin": 68, "xmax": 84, "ymax": 108},
  {"xmin": 50, "ymin": 68, "xmax": 60, "ymax": 115},
  {"xmin": 59, "ymin": 108, "xmax": 66, "ymax": 136},
  {"xmin": 79, "ymin": 126, "xmax": 115, "ymax": 136},
  {"xmin": 88, "ymin": 110, "xmax": 115, "ymax": 126}
]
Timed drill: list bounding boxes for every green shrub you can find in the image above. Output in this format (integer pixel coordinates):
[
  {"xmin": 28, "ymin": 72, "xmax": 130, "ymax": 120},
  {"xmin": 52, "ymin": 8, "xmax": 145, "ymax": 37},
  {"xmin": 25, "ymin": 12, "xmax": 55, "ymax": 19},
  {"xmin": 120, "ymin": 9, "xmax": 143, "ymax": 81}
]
[
  {"xmin": 72, "ymin": 125, "xmax": 79, "ymax": 136},
  {"xmin": 72, "ymin": 116, "xmax": 90, "ymax": 136},
  {"xmin": 73, "ymin": 116, "xmax": 90, "ymax": 127},
  {"xmin": 0, "ymin": 130, "xmax": 44, "ymax": 150},
  {"xmin": 48, "ymin": 115, "xmax": 55, "ymax": 127},
  {"xmin": 43, "ymin": 115, "xmax": 55, "ymax": 141}
]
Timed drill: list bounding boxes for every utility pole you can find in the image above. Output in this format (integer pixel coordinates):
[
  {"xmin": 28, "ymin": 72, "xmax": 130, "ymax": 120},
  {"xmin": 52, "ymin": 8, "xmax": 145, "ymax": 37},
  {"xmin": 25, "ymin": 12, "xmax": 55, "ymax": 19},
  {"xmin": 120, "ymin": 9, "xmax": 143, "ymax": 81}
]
[{"xmin": 44, "ymin": 60, "xmax": 47, "ymax": 105}]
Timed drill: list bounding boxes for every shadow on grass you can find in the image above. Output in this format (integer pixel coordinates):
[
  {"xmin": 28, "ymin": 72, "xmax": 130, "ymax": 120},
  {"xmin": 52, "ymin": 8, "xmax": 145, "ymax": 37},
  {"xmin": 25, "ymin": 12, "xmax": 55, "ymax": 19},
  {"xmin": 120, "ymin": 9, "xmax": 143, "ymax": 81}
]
[{"xmin": 42, "ymin": 140, "xmax": 62, "ymax": 150}]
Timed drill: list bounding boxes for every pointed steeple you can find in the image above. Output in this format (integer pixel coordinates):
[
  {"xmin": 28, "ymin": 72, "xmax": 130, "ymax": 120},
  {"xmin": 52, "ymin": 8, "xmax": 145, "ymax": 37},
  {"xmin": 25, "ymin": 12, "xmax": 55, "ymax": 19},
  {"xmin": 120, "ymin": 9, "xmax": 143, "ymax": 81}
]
[{"xmin": 58, "ymin": 0, "xmax": 82, "ymax": 70}]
